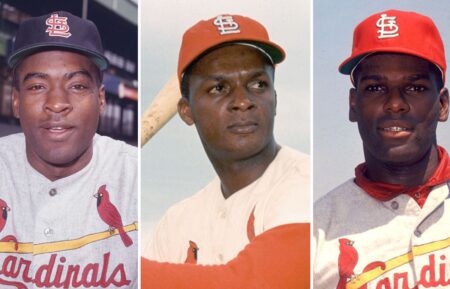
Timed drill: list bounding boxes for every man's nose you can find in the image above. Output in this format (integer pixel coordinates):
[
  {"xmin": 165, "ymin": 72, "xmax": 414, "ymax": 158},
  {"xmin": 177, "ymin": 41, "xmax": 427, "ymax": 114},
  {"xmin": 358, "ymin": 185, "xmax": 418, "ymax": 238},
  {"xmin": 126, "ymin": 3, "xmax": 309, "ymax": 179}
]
[
  {"xmin": 229, "ymin": 86, "xmax": 255, "ymax": 111},
  {"xmin": 383, "ymin": 88, "xmax": 410, "ymax": 114},
  {"xmin": 44, "ymin": 87, "xmax": 73, "ymax": 114}
]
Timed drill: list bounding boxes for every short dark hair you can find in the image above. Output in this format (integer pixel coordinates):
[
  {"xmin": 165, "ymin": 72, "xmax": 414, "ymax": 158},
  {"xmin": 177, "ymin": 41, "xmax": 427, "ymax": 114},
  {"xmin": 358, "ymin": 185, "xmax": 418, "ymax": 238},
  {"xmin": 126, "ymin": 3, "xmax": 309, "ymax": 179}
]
[
  {"xmin": 180, "ymin": 46, "xmax": 275, "ymax": 100},
  {"xmin": 11, "ymin": 52, "xmax": 103, "ymax": 90},
  {"xmin": 180, "ymin": 62, "xmax": 194, "ymax": 100},
  {"xmin": 352, "ymin": 54, "xmax": 444, "ymax": 91}
]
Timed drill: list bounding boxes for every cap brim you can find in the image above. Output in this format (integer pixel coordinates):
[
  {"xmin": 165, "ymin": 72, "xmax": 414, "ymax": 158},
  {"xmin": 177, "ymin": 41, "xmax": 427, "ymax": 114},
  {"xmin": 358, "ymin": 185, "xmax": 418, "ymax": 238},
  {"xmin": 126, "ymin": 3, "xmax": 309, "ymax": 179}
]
[
  {"xmin": 8, "ymin": 43, "xmax": 109, "ymax": 71},
  {"xmin": 339, "ymin": 53, "xmax": 370, "ymax": 75},
  {"xmin": 247, "ymin": 41, "xmax": 285, "ymax": 64},
  {"xmin": 339, "ymin": 48, "xmax": 445, "ymax": 76}
]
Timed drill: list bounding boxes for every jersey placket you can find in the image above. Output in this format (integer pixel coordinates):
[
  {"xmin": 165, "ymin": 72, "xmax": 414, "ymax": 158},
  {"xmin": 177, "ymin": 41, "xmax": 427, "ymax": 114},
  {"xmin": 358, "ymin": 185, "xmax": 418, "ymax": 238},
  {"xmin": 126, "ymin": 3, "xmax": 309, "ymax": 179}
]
[{"xmin": 212, "ymin": 192, "xmax": 231, "ymax": 264}]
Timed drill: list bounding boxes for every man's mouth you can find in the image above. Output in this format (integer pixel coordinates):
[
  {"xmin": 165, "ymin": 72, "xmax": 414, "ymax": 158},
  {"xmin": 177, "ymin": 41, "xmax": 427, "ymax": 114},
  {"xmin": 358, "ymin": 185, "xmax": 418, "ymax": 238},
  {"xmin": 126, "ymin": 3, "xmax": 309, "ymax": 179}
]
[
  {"xmin": 41, "ymin": 122, "xmax": 75, "ymax": 140},
  {"xmin": 381, "ymin": 126, "xmax": 409, "ymax": 132},
  {"xmin": 48, "ymin": 126, "xmax": 68, "ymax": 133},
  {"xmin": 227, "ymin": 121, "xmax": 258, "ymax": 134},
  {"xmin": 378, "ymin": 122, "xmax": 412, "ymax": 138}
]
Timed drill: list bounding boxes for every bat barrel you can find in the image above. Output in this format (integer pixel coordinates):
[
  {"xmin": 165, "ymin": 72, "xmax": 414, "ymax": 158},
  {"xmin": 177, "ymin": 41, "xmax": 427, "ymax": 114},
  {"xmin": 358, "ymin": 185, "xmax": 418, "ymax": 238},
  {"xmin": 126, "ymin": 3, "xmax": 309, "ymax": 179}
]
[{"xmin": 140, "ymin": 75, "xmax": 181, "ymax": 146}]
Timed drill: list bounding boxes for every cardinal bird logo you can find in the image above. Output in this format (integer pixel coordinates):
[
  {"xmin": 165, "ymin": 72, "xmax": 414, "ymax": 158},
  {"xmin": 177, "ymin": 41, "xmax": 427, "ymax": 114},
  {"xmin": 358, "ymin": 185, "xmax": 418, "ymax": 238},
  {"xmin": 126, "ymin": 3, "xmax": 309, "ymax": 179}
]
[
  {"xmin": 184, "ymin": 240, "xmax": 199, "ymax": 264},
  {"xmin": 0, "ymin": 199, "xmax": 10, "ymax": 233},
  {"xmin": 94, "ymin": 185, "xmax": 133, "ymax": 247},
  {"xmin": 247, "ymin": 206, "xmax": 256, "ymax": 242},
  {"xmin": 336, "ymin": 238, "xmax": 359, "ymax": 289}
]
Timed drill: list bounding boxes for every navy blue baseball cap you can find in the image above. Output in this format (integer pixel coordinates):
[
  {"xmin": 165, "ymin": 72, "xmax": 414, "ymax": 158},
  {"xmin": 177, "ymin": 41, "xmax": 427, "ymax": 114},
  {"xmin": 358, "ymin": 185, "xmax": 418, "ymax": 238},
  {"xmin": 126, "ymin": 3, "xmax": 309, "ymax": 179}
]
[{"xmin": 8, "ymin": 11, "xmax": 108, "ymax": 70}]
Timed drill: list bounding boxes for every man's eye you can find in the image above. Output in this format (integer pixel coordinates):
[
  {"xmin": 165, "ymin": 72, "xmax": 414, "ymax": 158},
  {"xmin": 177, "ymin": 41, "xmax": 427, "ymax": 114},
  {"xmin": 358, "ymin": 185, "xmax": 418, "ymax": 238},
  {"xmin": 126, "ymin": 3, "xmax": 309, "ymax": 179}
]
[
  {"xmin": 366, "ymin": 85, "xmax": 384, "ymax": 92},
  {"xmin": 209, "ymin": 84, "xmax": 226, "ymax": 94},
  {"xmin": 28, "ymin": 84, "xmax": 45, "ymax": 91},
  {"xmin": 249, "ymin": 80, "xmax": 267, "ymax": 90},
  {"xmin": 406, "ymin": 85, "xmax": 426, "ymax": 92},
  {"xmin": 72, "ymin": 84, "xmax": 88, "ymax": 90}
]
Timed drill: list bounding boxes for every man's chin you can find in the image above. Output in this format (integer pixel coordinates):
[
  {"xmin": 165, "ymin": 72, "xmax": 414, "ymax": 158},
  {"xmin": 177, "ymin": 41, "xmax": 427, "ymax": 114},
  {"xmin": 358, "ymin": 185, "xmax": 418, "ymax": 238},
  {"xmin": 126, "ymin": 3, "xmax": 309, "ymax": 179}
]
[
  {"xmin": 215, "ymin": 140, "xmax": 274, "ymax": 161},
  {"xmin": 31, "ymin": 145, "xmax": 90, "ymax": 168},
  {"xmin": 377, "ymin": 145, "xmax": 429, "ymax": 166},
  {"xmin": 42, "ymin": 152, "xmax": 83, "ymax": 167}
]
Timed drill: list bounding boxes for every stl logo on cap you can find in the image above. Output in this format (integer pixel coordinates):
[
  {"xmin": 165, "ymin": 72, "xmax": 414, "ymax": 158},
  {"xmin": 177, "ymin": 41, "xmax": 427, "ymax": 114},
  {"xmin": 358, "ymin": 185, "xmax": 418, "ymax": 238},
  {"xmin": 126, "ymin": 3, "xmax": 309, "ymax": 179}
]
[
  {"xmin": 213, "ymin": 15, "xmax": 240, "ymax": 35},
  {"xmin": 45, "ymin": 13, "xmax": 72, "ymax": 38},
  {"xmin": 376, "ymin": 13, "xmax": 399, "ymax": 39}
]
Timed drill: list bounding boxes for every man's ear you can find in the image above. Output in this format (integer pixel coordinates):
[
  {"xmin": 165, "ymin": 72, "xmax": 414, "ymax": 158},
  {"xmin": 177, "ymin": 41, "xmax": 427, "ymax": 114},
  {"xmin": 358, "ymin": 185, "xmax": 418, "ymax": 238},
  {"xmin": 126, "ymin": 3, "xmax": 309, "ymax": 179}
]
[
  {"xmin": 438, "ymin": 87, "xmax": 449, "ymax": 122},
  {"xmin": 98, "ymin": 84, "xmax": 106, "ymax": 114},
  {"xmin": 178, "ymin": 97, "xmax": 194, "ymax": 125},
  {"xmin": 349, "ymin": 88, "xmax": 358, "ymax": 122},
  {"xmin": 12, "ymin": 88, "xmax": 20, "ymax": 119}
]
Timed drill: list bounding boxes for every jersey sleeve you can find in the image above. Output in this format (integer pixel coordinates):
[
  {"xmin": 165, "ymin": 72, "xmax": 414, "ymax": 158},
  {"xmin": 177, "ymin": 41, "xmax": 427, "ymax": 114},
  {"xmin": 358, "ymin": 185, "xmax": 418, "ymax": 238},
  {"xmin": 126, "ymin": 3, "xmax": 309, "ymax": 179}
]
[{"xmin": 141, "ymin": 223, "xmax": 310, "ymax": 289}]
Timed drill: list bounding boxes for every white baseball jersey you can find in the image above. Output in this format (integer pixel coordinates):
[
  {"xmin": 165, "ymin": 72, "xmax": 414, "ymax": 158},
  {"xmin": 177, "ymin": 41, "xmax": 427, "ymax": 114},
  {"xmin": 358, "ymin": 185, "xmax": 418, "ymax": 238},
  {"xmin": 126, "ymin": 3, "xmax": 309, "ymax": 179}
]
[
  {"xmin": 145, "ymin": 146, "xmax": 310, "ymax": 265},
  {"xmin": 0, "ymin": 133, "xmax": 138, "ymax": 289},
  {"xmin": 314, "ymin": 179, "xmax": 450, "ymax": 289}
]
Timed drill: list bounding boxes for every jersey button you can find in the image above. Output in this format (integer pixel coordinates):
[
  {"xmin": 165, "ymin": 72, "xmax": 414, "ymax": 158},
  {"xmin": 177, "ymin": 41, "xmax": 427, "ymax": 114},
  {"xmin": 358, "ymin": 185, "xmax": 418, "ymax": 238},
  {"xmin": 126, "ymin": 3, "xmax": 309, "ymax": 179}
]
[
  {"xmin": 218, "ymin": 208, "xmax": 227, "ymax": 218},
  {"xmin": 49, "ymin": 188, "xmax": 57, "ymax": 196},
  {"xmin": 44, "ymin": 227, "xmax": 54, "ymax": 237},
  {"xmin": 414, "ymin": 192, "xmax": 421, "ymax": 199},
  {"xmin": 390, "ymin": 201, "xmax": 399, "ymax": 210}
]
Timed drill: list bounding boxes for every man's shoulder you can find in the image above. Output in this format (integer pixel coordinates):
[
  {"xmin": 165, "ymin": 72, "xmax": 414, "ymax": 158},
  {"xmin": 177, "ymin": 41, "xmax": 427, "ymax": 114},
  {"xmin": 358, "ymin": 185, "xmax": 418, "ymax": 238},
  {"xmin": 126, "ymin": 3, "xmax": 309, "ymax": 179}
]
[
  {"xmin": 257, "ymin": 146, "xmax": 309, "ymax": 193},
  {"xmin": 93, "ymin": 134, "xmax": 137, "ymax": 160},
  {"xmin": 278, "ymin": 146, "xmax": 309, "ymax": 166},
  {"xmin": 314, "ymin": 179, "xmax": 363, "ymax": 210},
  {"xmin": 0, "ymin": 133, "xmax": 26, "ymax": 161},
  {"xmin": 0, "ymin": 132, "xmax": 25, "ymax": 148},
  {"xmin": 314, "ymin": 178, "xmax": 385, "ymax": 235},
  {"xmin": 161, "ymin": 178, "xmax": 220, "ymax": 221},
  {"xmin": 271, "ymin": 146, "xmax": 309, "ymax": 178}
]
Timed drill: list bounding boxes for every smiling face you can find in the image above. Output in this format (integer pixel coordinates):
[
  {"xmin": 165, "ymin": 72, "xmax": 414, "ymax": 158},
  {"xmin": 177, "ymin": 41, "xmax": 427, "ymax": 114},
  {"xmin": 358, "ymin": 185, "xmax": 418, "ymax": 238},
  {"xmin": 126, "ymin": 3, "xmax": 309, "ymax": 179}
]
[
  {"xmin": 178, "ymin": 45, "xmax": 277, "ymax": 161},
  {"xmin": 13, "ymin": 50, "xmax": 105, "ymax": 179},
  {"xmin": 350, "ymin": 53, "xmax": 449, "ymax": 166}
]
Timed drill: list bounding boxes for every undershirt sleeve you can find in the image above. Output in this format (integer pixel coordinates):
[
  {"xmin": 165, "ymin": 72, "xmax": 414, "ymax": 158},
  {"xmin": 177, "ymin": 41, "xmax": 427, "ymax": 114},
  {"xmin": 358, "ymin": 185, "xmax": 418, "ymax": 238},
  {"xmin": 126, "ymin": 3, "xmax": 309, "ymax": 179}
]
[{"xmin": 141, "ymin": 223, "xmax": 310, "ymax": 289}]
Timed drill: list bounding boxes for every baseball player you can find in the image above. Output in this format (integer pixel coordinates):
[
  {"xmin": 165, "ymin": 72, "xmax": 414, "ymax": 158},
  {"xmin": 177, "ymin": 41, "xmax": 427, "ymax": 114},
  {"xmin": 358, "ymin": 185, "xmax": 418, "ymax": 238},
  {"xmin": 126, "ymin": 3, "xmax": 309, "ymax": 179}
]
[
  {"xmin": 141, "ymin": 14, "xmax": 310, "ymax": 288},
  {"xmin": 314, "ymin": 10, "xmax": 450, "ymax": 289},
  {"xmin": 0, "ymin": 11, "xmax": 137, "ymax": 288}
]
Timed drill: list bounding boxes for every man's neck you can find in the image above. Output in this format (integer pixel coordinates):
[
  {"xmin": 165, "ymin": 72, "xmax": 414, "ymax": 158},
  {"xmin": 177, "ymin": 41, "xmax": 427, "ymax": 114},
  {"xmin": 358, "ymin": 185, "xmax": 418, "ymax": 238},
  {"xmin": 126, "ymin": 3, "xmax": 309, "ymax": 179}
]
[
  {"xmin": 26, "ymin": 145, "xmax": 94, "ymax": 182},
  {"xmin": 364, "ymin": 145, "xmax": 440, "ymax": 187},
  {"xmin": 209, "ymin": 142, "xmax": 280, "ymax": 199}
]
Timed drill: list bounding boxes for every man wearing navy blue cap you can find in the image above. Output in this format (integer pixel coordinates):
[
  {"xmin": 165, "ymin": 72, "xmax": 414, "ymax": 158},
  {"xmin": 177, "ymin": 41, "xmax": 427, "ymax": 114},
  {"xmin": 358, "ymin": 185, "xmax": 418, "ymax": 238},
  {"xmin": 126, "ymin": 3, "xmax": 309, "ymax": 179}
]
[{"xmin": 0, "ymin": 11, "xmax": 137, "ymax": 288}]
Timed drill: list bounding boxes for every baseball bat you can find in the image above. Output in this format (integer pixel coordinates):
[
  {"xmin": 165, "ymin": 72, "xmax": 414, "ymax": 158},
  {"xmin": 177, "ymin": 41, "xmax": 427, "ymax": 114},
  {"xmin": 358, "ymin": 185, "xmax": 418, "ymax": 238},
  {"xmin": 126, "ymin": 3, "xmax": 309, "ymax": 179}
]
[{"xmin": 140, "ymin": 74, "xmax": 181, "ymax": 147}]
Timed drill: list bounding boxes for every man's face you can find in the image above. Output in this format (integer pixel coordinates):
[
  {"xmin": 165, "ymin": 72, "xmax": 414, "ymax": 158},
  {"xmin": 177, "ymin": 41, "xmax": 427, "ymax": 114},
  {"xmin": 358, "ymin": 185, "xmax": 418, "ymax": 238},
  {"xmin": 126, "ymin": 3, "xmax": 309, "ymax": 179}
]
[
  {"xmin": 178, "ymin": 45, "xmax": 276, "ymax": 160},
  {"xmin": 13, "ymin": 50, "xmax": 105, "ymax": 170},
  {"xmin": 350, "ymin": 53, "xmax": 449, "ymax": 165}
]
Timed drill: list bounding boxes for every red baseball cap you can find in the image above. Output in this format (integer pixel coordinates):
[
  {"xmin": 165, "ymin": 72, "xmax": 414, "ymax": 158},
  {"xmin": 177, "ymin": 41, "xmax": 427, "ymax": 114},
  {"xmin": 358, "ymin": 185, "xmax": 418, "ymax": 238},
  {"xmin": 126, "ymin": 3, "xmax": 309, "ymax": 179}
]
[
  {"xmin": 177, "ymin": 14, "xmax": 285, "ymax": 82},
  {"xmin": 339, "ymin": 10, "xmax": 446, "ymax": 82}
]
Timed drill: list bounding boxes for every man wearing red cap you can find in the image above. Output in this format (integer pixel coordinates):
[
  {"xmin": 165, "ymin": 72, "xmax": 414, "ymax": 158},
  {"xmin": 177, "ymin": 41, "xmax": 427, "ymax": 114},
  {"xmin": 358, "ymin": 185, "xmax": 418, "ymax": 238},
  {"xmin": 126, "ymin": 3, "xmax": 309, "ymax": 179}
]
[
  {"xmin": 141, "ymin": 14, "xmax": 310, "ymax": 288},
  {"xmin": 314, "ymin": 10, "xmax": 450, "ymax": 289}
]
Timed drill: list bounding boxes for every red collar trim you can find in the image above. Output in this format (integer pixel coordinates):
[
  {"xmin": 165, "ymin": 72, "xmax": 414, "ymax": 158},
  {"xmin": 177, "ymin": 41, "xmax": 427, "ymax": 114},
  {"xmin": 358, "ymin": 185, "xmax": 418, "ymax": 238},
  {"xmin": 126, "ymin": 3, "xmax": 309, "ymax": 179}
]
[{"xmin": 354, "ymin": 146, "xmax": 450, "ymax": 208}]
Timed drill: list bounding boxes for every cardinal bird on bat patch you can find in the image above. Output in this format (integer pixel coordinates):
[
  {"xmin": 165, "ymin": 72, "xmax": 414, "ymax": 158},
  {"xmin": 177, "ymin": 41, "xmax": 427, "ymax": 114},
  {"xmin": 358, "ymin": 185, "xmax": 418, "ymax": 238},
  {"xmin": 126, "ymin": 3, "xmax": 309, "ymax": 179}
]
[{"xmin": 94, "ymin": 185, "xmax": 133, "ymax": 247}]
